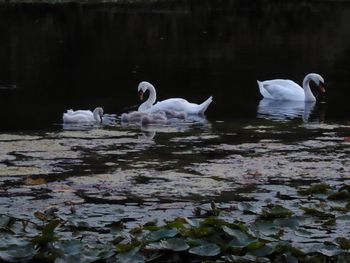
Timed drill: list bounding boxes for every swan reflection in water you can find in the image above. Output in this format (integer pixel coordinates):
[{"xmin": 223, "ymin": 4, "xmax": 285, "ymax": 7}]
[
  {"xmin": 136, "ymin": 114, "xmax": 211, "ymax": 141},
  {"xmin": 257, "ymin": 98, "xmax": 320, "ymax": 122}
]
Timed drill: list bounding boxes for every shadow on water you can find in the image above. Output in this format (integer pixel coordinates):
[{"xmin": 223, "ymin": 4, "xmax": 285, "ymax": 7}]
[{"xmin": 0, "ymin": 0, "xmax": 350, "ymax": 130}]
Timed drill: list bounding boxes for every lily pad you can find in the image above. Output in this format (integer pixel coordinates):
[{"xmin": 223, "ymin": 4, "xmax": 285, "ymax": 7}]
[
  {"xmin": 298, "ymin": 183, "xmax": 330, "ymax": 195},
  {"xmin": 147, "ymin": 238, "xmax": 189, "ymax": 252},
  {"xmin": 224, "ymin": 226, "xmax": 256, "ymax": 248},
  {"xmin": 116, "ymin": 247, "xmax": 145, "ymax": 263},
  {"xmin": 328, "ymin": 191, "xmax": 350, "ymax": 200},
  {"xmin": 145, "ymin": 229, "xmax": 178, "ymax": 241},
  {"xmin": 189, "ymin": 243, "xmax": 220, "ymax": 257},
  {"xmin": 260, "ymin": 205, "xmax": 293, "ymax": 219},
  {"xmin": 336, "ymin": 237, "xmax": 350, "ymax": 250},
  {"xmin": 238, "ymin": 202, "xmax": 262, "ymax": 215}
]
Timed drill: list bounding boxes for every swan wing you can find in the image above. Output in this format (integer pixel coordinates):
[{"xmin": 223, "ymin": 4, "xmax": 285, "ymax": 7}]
[
  {"xmin": 151, "ymin": 98, "xmax": 193, "ymax": 112},
  {"xmin": 63, "ymin": 112, "xmax": 94, "ymax": 123},
  {"xmin": 259, "ymin": 79, "xmax": 305, "ymax": 101},
  {"xmin": 65, "ymin": 110, "xmax": 93, "ymax": 116}
]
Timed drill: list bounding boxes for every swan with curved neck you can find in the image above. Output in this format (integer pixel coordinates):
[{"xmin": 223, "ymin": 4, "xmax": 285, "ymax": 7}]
[
  {"xmin": 257, "ymin": 73, "xmax": 326, "ymax": 102},
  {"xmin": 63, "ymin": 107, "xmax": 104, "ymax": 123},
  {"xmin": 137, "ymin": 81, "xmax": 213, "ymax": 115}
]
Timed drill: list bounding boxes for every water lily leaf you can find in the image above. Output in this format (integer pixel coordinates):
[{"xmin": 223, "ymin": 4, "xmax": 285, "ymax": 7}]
[
  {"xmin": 260, "ymin": 205, "xmax": 293, "ymax": 219},
  {"xmin": 221, "ymin": 254, "xmax": 270, "ymax": 262},
  {"xmin": 34, "ymin": 211, "xmax": 48, "ymax": 222},
  {"xmin": 274, "ymin": 252, "xmax": 298, "ymax": 263},
  {"xmin": 301, "ymin": 207, "xmax": 335, "ymax": 219},
  {"xmin": 247, "ymin": 243, "xmax": 276, "ymax": 257},
  {"xmin": 165, "ymin": 217, "xmax": 187, "ymax": 229},
  {"xmin": 42, "ymin": 219, "xmax": 60, "ymax": 235},
  {"xmin": 0, "ymin": 243, "xmax": 36, "ymax": 262},
  {"xmin": 255, "ymin": 221, "xmax": 281, "ymax": 237},
  {"xmin": 298, "ymin": 183, "xmax": 330, "ymax": 195},
  {"xmin": 0, "ymin": 215, "xmax": 12, "ymax": 229},
  {"xmin": 201, "ymin": 217, "xmax": 227, "ymax": 227},
  {"xmin": 53, "ymin": 240, "xmax": 83, "ymax": 256},
  {"xmin": 224, "ymin": 226, "xmax": 256, "ymax": 248},
  {"xmin": 116, "ymin": 247, "xmax": 145, "ymax": 263},
  {"xmin": 328, "ymin": 191, "xmax": 350, "ymax": 200},
  {"xmin": 160, "ymin": 238, "xmax": 189, "ymax": 251},
  {"xmin": 322, "ymin": 218, "xmax": 336, "ymax": 226},
  {"xmin": 274, "ymin": 217, "xmax": 301, "ymax": 229},
  {"xmin": 337, "ymin": 253, "xmax": 350, "ymax": 263},
  {"xmin": 238, "ymin": 202, "xmax": 262, "ymax": 214},
  {"xmin": 147, "ymin": 238, "xmax": 189, "ymax": 252},
  {"xmin": 189, "ymin": 243, "xmax": 220, "ymax": 257},
  {"xmin": 317, "ymin": 243, "xmax": 344, "ymax": 257},
  {"xmin": 145, "ymin": 229, "xmax": 178, "ymax": 241},
  {"xmin": 336, "ymin": 237, "xmax": 350, "ymax": 250},
  {"xmin": 181, "ymin": 226, "xmax": 214, "ymax": 238}
]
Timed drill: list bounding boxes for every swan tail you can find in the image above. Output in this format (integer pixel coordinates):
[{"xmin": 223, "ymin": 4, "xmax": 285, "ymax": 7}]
[
  {"xmin": 257, "ymin": 80, "xmax": 273, "ymax": 99},
  {"xmin": 198, "ymin": 96, "xmax": 213, "ymax": 115}
]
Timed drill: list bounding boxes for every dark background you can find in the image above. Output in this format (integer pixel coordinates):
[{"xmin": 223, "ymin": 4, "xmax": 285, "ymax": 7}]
[{"xmin": 0, "ymin": 0, "xmax": 350, "ymax": 130}]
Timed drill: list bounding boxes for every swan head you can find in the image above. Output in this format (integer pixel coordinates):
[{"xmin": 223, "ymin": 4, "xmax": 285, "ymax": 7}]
[
  {"xmin": 307, "ymin": 73, "xmax": 326, "ymax": 93},
  {"xmin": 93, "ymin": 107, "xmax": 104, "ymax": 123},
  {"xmin": 137, "ymin": 81, "xmax": 154, "ymax": 100}
]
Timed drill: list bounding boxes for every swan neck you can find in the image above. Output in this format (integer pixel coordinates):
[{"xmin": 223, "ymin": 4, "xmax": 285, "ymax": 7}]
[
  {"xmin": 147, "ymin": 85, "xmax": 157, "ymax": 105},
  {"xmin": 138, "ymin": 84, "xmax": 157, "ymax": 112},
  {"xmin": 93, "ymin": 110, "xmax": 101, "ymax": 122},
  {"xmin": 302, "ymin": 76, "xmax": 316, "ymax": 102}
]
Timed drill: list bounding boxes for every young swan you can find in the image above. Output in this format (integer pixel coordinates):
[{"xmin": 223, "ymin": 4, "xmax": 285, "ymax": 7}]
[{"xmin": 63, "ymin": 107, "xmax": 103, "ymax": 123}]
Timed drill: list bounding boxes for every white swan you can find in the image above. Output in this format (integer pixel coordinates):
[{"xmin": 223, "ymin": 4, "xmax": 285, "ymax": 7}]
[
  {"xmin": 137, "ymin": 81, "xmax": 213, "ymax": 115},
  {"xmin": 62, "ymin": 107, "xmax": 103, "ymax": 123},
  {"xmin": 257, "ymin": 73, "xmax": 326, "ymax": 102}
]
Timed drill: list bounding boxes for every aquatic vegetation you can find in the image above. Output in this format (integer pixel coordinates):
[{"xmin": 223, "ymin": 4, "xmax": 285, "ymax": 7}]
[{"xmin": 1, "ymin": 192, "xmax": 350, "ymax": 262}]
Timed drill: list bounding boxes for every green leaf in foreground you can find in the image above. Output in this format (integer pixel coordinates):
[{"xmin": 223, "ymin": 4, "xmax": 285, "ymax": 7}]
[
  {"xmin": 328, "ymin": 191, "xmax": 350, "ymax": 200},
  {"xmin": 260, "ymin": 205, "xmax": 293, "ymax": 219},
  {"xmin": 145, "ymin": 229, "xmax": 178, "ymax": 241},
  {"xmin": 189, "ymin": 243, "xmax": 220, "ymax": 257},
  {"xmin": 336, "ymin": 237, "xmax": 350, "ymax": 250},
  {"xmin": 147, "ymin": 238, "xmax": 189, "ymax": 252},
  {"xmin": 116, "ymin": 247, "xmax": 145, "ymax": 263},
  {"xmin": 298, "ymin": 183, "xmax": 330, "ymax": 195}
]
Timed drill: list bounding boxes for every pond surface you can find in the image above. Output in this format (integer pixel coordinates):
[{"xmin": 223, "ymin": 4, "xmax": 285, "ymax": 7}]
[{"xmin": 0, "ymin": 0, "xmax": 350, "ymax": 254}]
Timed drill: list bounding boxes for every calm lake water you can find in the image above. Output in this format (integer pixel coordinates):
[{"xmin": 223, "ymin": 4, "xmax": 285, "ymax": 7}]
[
  {"xmin": 0, "ymin": 0, "xmax": 350, "ymax": 129},
  {"xmin": 0, "ymin": 0, "xmax": 350, "ymax": 252}
]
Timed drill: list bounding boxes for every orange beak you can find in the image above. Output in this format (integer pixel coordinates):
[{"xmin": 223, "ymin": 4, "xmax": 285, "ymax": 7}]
[{"xmin": 139, "ymin": 91, "xmax": 144, "ymax": 101}]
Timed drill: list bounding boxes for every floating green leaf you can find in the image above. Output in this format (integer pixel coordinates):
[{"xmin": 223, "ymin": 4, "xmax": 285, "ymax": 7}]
[
  {"xmin": 147, "ymin": 238, "xmax": 189, "ymax": 252},
  {"xmin": 224, "ymin": 226, "xmax": 256, "ymax": 248},
  {"xmin": 260, "ymin": 205, "xmax": 293, "ymax": 219},
  {"xmin": 298, "ymin": 183, "xmax": 330, "ymax": 195},
  {"xmin": 336, "ymin": 237, "xmax": 350, "ymax": 250},
  {"xmin": 145, "ymin": 229, "xmax": 178, "ymax": 241},
  {"xmin": 189, "ymin": 243, "xmax": 220, "ymax": 257},
  {"xmin": 238, "ymin": 202, "xmax": 262, "ymax": 214},
  {"xmin": 328, "ymin": 191, "xmax": 350, "ymax": 200},
  {"xmin": 301, "ymin": 207, "xmax": 335, "ymax": 219},
  {"xmin": 116, "ymin": 247, "xmax": 145, "ymax": 263}
]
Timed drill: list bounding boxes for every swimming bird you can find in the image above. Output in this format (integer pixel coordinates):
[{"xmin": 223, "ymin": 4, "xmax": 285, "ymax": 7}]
[
  {"xmin": 257, "ymin": 73, "xmax": 326, "ymax": 102},
  {"xmin": 62, "ymin": 107, "xmax": 103, "ymax": 123},
  {"xmin": 137, "ymin": 81, "xmax": 213, "ymax": 115}
]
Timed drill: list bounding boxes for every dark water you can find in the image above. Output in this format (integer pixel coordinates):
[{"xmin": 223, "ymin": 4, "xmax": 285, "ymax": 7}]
[{"xmin": 0, "ymin": 0, "xmax": 350, "ymax": 130}]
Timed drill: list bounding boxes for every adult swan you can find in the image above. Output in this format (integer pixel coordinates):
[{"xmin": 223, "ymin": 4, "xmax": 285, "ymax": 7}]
[
  {"xmin": 257, "ymin": 73, "xmax": 326, "ymax": 102},
  {"xmin": 137, "ymin": 81, "xmax": 213, "ymax": 115}
]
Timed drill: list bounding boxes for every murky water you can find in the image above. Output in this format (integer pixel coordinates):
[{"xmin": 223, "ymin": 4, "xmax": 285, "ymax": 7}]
[{"xmin": 0, "ymin": 0, "xmax": 350, "ymax": 251}]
